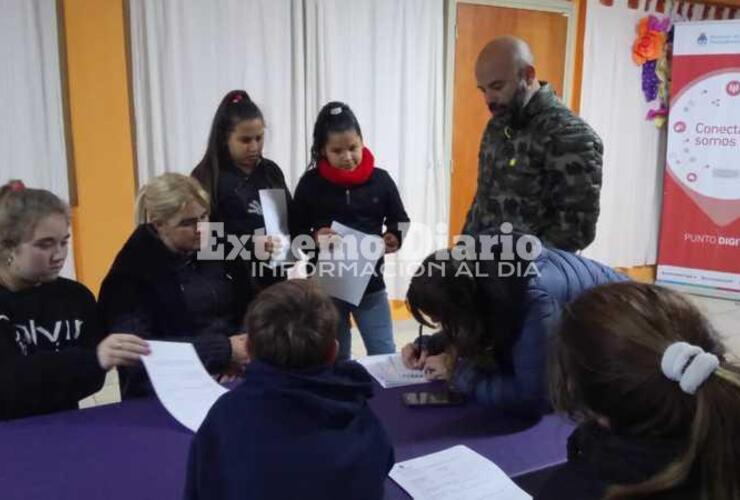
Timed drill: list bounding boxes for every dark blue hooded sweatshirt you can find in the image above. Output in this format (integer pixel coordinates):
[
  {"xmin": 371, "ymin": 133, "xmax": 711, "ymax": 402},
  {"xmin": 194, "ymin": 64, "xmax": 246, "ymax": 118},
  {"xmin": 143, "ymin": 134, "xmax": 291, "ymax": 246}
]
[{"xmin": 184, "ymin": 360, "xmax": 394, "ymax": 500}]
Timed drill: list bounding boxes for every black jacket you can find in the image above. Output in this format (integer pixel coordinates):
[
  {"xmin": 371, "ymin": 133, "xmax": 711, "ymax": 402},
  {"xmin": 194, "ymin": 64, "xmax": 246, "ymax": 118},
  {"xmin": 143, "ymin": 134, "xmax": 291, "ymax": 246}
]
[
  {"xmin": 290, "ymin": 167, "xmax": 410, "ymax": 297},
  {"xmin": 536, "ymin": 422, "xmax": 698, "ymax": 500},
  {"xmin": 462, "ymin": 83, "xmax": 603, "ymax": 252},
  {"xmin": 0, "ymin": 279, "xmax": 105, "ymax": 419},
  {"xmin": 185, "ymin": 360, "xmax": 394, "ymax": 500},
  {"xmin": 98, "ymin": 224, "xmax": 251, "ymax": 398},
  {"xmin": 192, "ymin": 158, "xmax": 290, "ymax": 239},
  {"xmin": 193, "ymin": 158, "xmax": 291, "ymax": 289}
]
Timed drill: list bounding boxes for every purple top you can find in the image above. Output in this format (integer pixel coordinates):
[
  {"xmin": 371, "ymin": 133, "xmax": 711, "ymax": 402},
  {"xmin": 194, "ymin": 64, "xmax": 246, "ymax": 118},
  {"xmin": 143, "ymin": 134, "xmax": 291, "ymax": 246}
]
[{"xmin": 0, "ymin": 383, "xmax": 573, "ymax": 499}]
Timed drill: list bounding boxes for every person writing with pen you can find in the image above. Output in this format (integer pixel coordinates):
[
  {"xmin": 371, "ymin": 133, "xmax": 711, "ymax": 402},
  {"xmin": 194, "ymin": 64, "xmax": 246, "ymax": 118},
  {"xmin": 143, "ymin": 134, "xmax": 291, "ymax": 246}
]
[{"xmin": 400, "ymin": 231, "xmax": 624, "ymax": 416}]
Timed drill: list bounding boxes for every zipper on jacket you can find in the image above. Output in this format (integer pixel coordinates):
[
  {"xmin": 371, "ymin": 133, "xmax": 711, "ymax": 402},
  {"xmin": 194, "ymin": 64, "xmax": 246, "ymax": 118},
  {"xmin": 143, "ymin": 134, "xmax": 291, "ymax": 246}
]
[
  {"xmin": 345, "ymin": 189, "xmax": 351, "ymax": 206},
  {"xmin": 210, "ymin": 284, "xmax": 219, "ymax": 315}
]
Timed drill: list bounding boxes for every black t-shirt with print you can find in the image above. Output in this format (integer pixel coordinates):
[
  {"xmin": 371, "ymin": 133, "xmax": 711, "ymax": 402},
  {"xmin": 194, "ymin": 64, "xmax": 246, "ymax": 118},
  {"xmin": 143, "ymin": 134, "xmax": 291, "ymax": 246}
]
[
  {"xmin": 215, "ymin": 158, "xmax": 292, "ymax": 289},
  {"xmin": 216, "ymin": 158, "xmax": 291, "ymax": 239}
]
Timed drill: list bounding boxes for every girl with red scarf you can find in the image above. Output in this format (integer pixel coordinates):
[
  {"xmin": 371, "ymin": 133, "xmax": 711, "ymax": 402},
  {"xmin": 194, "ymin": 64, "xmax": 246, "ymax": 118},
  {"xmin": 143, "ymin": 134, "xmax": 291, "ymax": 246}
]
[{"xmin": 291, "ymin": 102, "xmax": 410, "ymax": 361}]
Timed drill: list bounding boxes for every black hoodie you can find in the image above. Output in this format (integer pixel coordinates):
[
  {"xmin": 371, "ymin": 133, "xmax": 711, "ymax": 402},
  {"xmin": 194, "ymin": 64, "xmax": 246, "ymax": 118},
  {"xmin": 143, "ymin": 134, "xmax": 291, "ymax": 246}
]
[
  {"xmin": 185, "ymin": 360, "xmax": 394, "ymax": 500},
  {"xmin": 192, "ymin": 157, "xmax": 289, "ymax": 234},
  {"xmin": 193, "ymin": 158, "xmax": 292, "ymax": 290},
  {"xmin": 0, "ymin": 278, "xmax": 105, "ymax": 419},
  {"xmin": 536, "ymin": 421, "xmax": 699, "ymax": 500}
]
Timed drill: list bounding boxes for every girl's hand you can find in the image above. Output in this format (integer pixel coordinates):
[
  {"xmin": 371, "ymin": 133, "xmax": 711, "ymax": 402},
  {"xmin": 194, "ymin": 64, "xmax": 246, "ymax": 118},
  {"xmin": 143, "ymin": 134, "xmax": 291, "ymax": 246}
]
[
  {"xmin": 266, "ymin": 235, "xmax": 283, "ymax": 255},
  {"xmin": 314, "ymin": 227, "xmax": 341, "ymax": 252},
  {"xmin": 421, "ymin": 352, "xmax": 454, "ymax": 381},
  {"xmin": 401, "ymin": 342, "xmax": 427, "ymax": 370},
  {"xmin": 229, "ymin": 333, "xmax": 250, "ymax": 369},
  {"xmin": 97, "ymin": 334, "xmax": 151, "ymax": 371},
  {"xmin": 383, "ymin": 233, "xmax": 400, "ymax": 254},
  {"xmin": 264, "ymin": 235, "xmax": 283, "ymax": 255},
  {"xmin": 254, "ymin": 235, "xmax": 283, "ymax": 258},
  {"xmin": 314, "ymin": 227, "xmax": 338, "ymax": 238}
]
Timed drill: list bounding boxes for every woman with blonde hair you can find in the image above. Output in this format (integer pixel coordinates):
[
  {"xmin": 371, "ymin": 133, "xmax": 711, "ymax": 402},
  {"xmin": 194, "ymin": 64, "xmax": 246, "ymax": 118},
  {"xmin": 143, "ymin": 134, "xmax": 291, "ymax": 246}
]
[
  {"xmin": 99, "ymin": 173, "xmax": 251, "ymax": 398},
  {"xmin": 0, "ymin": 181, "xmax": 149, "ymax": 419},
  {"xmin": 539, "ymin": 281, "xmax": 740, "ymax": 500}
]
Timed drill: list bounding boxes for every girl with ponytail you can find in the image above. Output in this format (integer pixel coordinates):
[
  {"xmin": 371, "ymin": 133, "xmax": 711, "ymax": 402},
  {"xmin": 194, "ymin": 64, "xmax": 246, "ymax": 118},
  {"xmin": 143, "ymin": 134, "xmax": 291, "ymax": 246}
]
[
  {"xmin": 191, "ymin": 90, "xmax": 291, "ymax": 289},
  {"xmin": 291, "ymin": 102, "xmax": 410, "ymax": 361},
  {"xmin": 541, "ymin": 281, "xmax": 740, "ymax": 500}
]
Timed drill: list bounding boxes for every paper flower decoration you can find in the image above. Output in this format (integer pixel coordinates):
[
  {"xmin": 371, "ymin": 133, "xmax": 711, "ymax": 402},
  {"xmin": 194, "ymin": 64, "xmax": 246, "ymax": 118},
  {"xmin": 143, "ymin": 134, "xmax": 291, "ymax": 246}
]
[
  {"xmin": 633, "ymin": 30, "xmax": 667, "ymax": 64},
  {"xmin": 632, "ymin": 15, "xmax": 672, "ymax": 127}
]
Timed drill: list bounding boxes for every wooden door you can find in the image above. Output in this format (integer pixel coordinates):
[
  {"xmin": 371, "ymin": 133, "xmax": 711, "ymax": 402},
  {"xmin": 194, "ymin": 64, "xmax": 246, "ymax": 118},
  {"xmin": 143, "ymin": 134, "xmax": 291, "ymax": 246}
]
[{"xmin": 450, "ymin": 3, "xmax": 570, "ymax": 236}]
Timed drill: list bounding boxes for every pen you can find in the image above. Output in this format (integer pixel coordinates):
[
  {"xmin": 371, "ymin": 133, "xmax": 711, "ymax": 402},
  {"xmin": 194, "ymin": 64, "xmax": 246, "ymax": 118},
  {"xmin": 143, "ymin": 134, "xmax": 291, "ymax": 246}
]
[{"xmin": 417, "ymin": 323, "xmax": 423, "ymax": 360}]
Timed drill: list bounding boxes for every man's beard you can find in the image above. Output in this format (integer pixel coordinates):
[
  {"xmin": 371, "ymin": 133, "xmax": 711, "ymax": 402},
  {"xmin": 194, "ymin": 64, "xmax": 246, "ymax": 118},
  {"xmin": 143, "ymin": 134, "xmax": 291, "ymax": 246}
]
[{"xmin": 488, "ymin": 82, "xmax": 528, "ymax": 127}]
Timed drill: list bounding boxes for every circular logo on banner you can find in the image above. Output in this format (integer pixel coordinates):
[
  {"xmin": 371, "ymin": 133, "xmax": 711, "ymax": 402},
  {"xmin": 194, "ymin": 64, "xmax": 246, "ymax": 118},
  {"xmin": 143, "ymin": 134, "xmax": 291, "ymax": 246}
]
[
  {"xmin": 727, "ymin": 81, "xmax": 740, "ymax": 97},
  {"xmin": 667, "ymin": 71, "xmax": 740, "ymax": 202}
]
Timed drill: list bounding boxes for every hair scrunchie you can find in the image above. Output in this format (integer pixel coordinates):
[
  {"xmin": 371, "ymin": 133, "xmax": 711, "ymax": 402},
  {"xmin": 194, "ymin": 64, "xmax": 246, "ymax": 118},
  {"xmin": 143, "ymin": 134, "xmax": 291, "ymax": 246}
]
[{"xmin": 661, "ymin": 341, "xmax": 720, "ymax": 395}]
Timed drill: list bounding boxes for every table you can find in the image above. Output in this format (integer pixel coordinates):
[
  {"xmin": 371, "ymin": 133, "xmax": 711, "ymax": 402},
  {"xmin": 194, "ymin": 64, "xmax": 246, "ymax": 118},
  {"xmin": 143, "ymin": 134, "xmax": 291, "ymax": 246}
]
[{"xmin": 0, "ymin": 383, "xmax": 573, "ymax": 499}]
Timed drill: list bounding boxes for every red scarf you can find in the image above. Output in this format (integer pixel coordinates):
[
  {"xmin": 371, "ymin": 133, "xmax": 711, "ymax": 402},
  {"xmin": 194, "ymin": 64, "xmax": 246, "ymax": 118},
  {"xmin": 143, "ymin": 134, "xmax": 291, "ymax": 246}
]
[{"xmin": 318, "ymin": 147, "xmax": 375, "ymax": 187}]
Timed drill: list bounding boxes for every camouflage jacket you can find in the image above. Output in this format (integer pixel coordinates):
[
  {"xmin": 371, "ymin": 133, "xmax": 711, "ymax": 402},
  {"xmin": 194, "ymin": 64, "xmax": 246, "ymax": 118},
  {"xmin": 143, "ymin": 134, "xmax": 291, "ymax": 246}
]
[{"xmin": 462, "ymin": 83, "xmax": 603, "ymax": 252}]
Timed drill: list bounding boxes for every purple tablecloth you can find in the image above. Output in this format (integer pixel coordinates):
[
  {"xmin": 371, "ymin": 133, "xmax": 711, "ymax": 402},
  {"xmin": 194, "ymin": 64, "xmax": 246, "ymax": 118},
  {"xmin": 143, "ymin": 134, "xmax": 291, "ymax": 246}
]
[{"xmin": 0, "ymin": 383, "xmax": 573, "ymax": 499}]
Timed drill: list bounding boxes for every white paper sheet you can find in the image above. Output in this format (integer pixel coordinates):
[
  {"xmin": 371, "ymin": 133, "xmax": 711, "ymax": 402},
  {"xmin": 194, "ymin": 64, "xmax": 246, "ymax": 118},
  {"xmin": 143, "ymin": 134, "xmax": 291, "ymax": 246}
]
[
  {"xmin": 311, "ymin": 221, "xmax": 384, "ymax": 306},
  {"xmin": 390, "ymin": 445, "xmax": 532, "ymax": 500},
  {"xmin": 258, "ymin": 189, "xmax": 294, "ymax": 264},
  {"xmin": 141, "ymin": 341, "xmax": 228, "ymax": 432},
  {"xmin": 286, "ymin": 248, "xmax": 310, "ymax": 280},
  {"xmin": 356, "ymin": 353, "xmax": 428, "ymax": 389}
]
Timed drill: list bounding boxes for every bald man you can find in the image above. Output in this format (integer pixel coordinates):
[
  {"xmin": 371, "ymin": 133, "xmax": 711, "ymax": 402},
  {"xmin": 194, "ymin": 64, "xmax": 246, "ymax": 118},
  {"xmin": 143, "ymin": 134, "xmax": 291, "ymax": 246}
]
[{"xmin": 462, "ymin": 37, "xmax": 603, "ymax": 252}]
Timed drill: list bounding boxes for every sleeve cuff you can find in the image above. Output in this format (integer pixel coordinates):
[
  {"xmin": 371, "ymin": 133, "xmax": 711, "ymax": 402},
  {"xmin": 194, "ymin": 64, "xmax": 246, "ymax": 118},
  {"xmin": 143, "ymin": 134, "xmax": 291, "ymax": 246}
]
[
  {"xmin": 450, "ymin": 359, "xmax": 479, "ymax": 395},
  {"xmin": 193, "ymin": 335, "xmax": 232, "ymax": 371}
]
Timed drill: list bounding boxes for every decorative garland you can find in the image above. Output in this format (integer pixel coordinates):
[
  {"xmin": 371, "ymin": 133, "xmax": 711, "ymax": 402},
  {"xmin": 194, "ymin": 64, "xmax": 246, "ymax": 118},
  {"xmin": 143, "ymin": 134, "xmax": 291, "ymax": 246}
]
[{"xmin": 632, "ymin": 15, "xmax": 673, "ymax": 127}]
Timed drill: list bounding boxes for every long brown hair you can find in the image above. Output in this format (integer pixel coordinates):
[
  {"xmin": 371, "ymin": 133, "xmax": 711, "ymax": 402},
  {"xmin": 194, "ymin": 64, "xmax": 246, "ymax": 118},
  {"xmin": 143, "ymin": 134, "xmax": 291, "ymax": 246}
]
[
  {"xmin": 406, "ymin": 246, "xmax": 529, "ymax": 369},
  {"xmin": 549, "ymin": 282, "xmax": 740, "ymax": 500},
  {"xmin": 191, "ymin": 90, "xmax": 264, "ymax": 209}
]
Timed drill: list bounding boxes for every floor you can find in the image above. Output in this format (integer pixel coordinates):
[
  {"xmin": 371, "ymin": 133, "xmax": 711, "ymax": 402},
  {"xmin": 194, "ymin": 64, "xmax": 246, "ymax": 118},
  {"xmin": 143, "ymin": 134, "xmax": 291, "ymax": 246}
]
[{"xmin": 79, "ymin": 293, "xmax": 740, "ymax": 409}]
